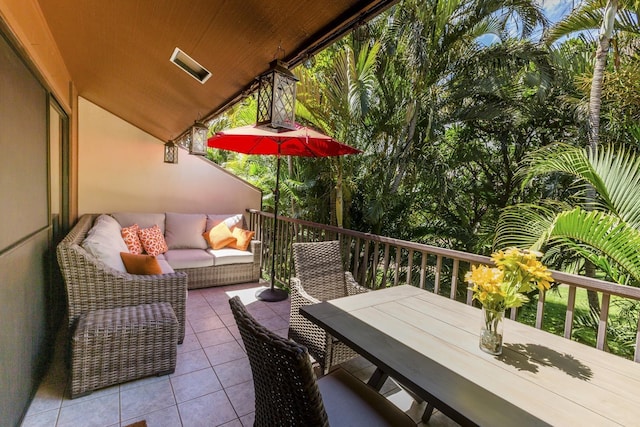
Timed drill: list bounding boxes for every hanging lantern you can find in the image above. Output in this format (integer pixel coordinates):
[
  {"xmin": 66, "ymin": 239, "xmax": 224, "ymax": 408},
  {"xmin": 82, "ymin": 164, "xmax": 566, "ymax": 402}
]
[
  {"xmin": 190, "ymin": 120, "xmax": 208, "ymax": 155},
  {"xmin": 164, "ymin": 140, "xmax": 178, "ymax": 163},
  {"xmin": 256, "ymin": 60, "xmax": 298, "ymax": 131}
]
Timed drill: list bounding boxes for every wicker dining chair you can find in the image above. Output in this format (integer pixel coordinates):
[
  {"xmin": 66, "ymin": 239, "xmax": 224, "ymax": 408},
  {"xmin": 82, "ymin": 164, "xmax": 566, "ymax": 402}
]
[
  {"xmin": 289, "ymin": 240, "xmax": 368, "ymax": 374},
  {"xmin": 229, "ymin": 296, "xmax": 415, "ymax": 427}
]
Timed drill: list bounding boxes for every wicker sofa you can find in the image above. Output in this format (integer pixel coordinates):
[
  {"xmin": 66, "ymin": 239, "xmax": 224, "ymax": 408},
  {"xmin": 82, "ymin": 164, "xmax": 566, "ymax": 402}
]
[
  {"xmin": 57, "ymin": 212, "xmax": 262, "ymax": 342},
  {"xmin": 108, "ymin": 212, "xmax": 262, "ymax": 289}
]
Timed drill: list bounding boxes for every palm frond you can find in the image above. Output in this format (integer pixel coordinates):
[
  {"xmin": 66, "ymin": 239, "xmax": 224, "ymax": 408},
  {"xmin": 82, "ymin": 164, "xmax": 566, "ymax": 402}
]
[
  {"xmin": 544, "ymin": 2, "xmax": 605, "ymax": 45},
  {"xmin": 548, "ymin": 207, "xmax": 640, "ymax": 283},
  {"xmin": 494, "ymin": 202, "xmax": 563, "ymax": 251},
  {"xmin": 522, "ymin": 144, "xmax": 640, "ymax": 228},
  {"xmin": 586, "ymin": 145, "xmax": 640, "ymax": 227},
  {"xmin": 520, "ymin": 143, "xmax": 595, "ymax": 186}
]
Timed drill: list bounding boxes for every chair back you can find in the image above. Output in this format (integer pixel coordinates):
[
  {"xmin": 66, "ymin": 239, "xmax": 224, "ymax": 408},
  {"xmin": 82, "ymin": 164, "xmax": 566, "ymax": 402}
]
[
  {"xmin": 228, "ymin": 296, "xmax": 329, "ymax": 427},
  {"xmin": 292, "ymin": 241, "xmax": 346, "ymax": 301}
]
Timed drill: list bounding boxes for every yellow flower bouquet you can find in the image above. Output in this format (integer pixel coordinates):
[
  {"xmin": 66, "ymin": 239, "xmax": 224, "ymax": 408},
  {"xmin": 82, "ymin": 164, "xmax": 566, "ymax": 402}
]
[{"xmin": 465, "ymin": 247, "xmax": 552, "ymax": 354}]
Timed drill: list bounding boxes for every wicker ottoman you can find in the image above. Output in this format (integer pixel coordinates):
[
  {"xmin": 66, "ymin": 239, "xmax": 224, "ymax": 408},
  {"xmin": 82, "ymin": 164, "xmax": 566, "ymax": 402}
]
[{"xmin": 71, "ymin": 302, "xmax": 178, "ymax": 398}]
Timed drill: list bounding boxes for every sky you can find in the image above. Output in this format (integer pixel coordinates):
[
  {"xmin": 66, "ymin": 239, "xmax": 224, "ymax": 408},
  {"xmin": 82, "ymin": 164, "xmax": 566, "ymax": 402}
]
[
  {"xmin": 478, "ymin": 0, "xmax": 583, "ymax": 46},
  {"xmin": 539, "ymin": 0, "xmax": 576, "ymax": 24}
]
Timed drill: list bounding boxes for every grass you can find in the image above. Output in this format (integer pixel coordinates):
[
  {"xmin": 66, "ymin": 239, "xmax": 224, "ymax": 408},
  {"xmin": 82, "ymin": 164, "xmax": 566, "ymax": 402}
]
[{"xmin": 517, "ymin": 285, "xmax": 638, "ymax": 359}]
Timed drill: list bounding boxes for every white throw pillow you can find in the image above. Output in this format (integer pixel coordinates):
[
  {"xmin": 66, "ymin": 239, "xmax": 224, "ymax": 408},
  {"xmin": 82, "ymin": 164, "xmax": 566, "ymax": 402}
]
[
  {"xmin": 82, "ymin": 214, "xmax": 129, "ymax": 272},
  {"xmin": 205, "ymin": 213, "xmax": 244, "ymax": 232}
]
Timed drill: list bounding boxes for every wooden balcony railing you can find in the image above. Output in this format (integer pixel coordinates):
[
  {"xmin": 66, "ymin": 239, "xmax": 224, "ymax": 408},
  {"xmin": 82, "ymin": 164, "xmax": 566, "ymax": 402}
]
[{"xmin": 247, "ymin": 209, "xmax": 640, "ymax": 362}]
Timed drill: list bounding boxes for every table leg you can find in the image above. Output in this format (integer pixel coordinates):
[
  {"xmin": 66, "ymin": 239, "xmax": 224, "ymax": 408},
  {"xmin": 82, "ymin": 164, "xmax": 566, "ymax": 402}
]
[
  {"xmin": 422, "ymin": 402, "xmax": 435, "ymax": 423},
  {"xmin": 368, "ymin": 366, "xmax": 436, "ymax": 423},
  {"xmin": 367, "ymin": 367, "xmax": 389, "ymax": 391}
]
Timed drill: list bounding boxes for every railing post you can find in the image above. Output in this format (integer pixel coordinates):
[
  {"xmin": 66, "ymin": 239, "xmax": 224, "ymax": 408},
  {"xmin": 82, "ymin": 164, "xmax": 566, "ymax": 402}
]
[
  {"xmin": 394, "ymin": 247, "xmax": 401, "ymax": 287},
  {"xmin": 434, "ymin": 255, "xmax": 442, "ymax": 295},
  {"xmin": 406, "ymin": 249, "xmax": 414, "ymax": 285},
  {"xmin": 361, "ymin": 241, "xmax": 370, "ymax": 288},
  {"xmin": 635, "ymin": 314, "xmax": 640, "ymax": 363},
  {"xmin": 353, "ymin": 238, "xmax": 361, "ymax": 282},
  {"xmin": 450, "ymin": 258, "xmax": 459, "ymax": 300},
  {"xmin": 596, "ymin": 293, "xmax": 610, "ymax": 350},
  {"xmin": 564, "ymin": 285, "xmax": 577, "ymax": 339},
  {"xmin": 535, "ymin": 291, "xmax": 546, "ymax": 329},
  {"xmin": 419, "ymin": 252, "xmax": 427, "ymax": 289},
  {"xmin": 372, "ymin": 242, "xmax": 380, "ymax": 289},
  {"xmin": 381, "ymin": 244, "xmax": 390, "ymax": 288}
]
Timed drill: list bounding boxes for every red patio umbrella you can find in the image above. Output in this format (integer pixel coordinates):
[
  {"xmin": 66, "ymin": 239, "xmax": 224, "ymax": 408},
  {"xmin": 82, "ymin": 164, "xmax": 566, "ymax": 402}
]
[{"xmin": 208, "ymin": 124, "xmax": 361, "ymax": 301}]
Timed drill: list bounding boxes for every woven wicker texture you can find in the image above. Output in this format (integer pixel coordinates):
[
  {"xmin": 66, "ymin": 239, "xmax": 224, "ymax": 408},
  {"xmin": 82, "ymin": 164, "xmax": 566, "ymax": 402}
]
[
  {"xmin": 70, "ymin": 302, "xmax": 178, "ymax": 398},
  {"xmin": 229, "ymin": 296, "xmax": 329, "ymax": 427},
  {"xmin": 57, "ymin": 214, "xmax": 188, "ymax": 341},
  {"xmin": 289, "ymin": 241, "xmax": 368, "ymax": 373},
  {"xmin": 179, "ymin": 239, "xmax": 262, "ymax": 289}
]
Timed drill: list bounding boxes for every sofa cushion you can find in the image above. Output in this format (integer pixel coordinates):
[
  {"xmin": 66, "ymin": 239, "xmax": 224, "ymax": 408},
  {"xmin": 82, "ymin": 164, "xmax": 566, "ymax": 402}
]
[
  {"xmin": 120, "ymin": 252, "xmax": 163, "ymax": 275},
  {"xmin": 205, "ymin": 214, "xmax": 244, "ymax": 232},
  {"xmin": 228, "ymin": 227, "xmax": 255, "ymax": 251},
  {"xmin": 164, "ymin": 249, "xmax": 214, "ymax": 269},
  {"xmin": 207, "ymin": 248, "xmax": 254, "ymax": 266},
  {"xmin": 157, "ymin": 259, "xmax": 175, "ymax": 274},
  {"xmin": 138, "ymin": 225, "xmax": 169, "ymax": 256},
  {"xmin": 204, "ymin": 222, "xmax": 237, "ymax": 249},
  {"xmin": 82, "ymin": 214, "xmax": 128, "ymax": 272},
  {"xmin": 112, "ymin": 212, "xmax": 166, "ymax": 234},
  {"xmin": 165, "ymin": 212, "xmax": 207, "ymax": 250},
  {"xmin": 121, "ymin": 224, "xmax": 143, "ymax": 255}
]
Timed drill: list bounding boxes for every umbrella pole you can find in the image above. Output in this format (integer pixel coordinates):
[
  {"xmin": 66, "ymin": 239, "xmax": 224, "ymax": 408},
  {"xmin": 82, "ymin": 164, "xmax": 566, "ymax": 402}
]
[{"xmin": 256, "ymin": 153, "xmax": 288, "ymax": 302}]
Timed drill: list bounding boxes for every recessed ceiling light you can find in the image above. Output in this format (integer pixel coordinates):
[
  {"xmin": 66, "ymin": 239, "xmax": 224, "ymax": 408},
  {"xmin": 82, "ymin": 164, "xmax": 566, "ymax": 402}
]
[{"xmin": 170, "ymin": 47, "xmax": 212, "ymax": 84}]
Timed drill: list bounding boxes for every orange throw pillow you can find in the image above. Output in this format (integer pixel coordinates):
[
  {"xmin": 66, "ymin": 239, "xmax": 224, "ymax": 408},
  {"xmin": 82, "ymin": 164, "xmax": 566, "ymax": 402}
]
[
  {"xmin": 120, "ymin": 252, "xmax": 162, "ymax": 275},
  {"xmin": 203, "ymin": 222, "xmax": 237, "ymax": 249},
  {"xmin": 229, "ymin": 227, "xmax": 255, "ymax": 251},
  {"xmin": 137, "ymin": 224, "xmax": 168, "ymax": 256},
  {"xmin": 121, "ymin": 224, "xmax": 143, "ymax": 254}
]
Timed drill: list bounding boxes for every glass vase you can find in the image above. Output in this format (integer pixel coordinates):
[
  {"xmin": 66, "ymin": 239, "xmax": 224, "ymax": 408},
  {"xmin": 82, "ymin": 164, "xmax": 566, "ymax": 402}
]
[{"xmin": 479, "ymin": 307, "xmax": 504, "ymax": 355}]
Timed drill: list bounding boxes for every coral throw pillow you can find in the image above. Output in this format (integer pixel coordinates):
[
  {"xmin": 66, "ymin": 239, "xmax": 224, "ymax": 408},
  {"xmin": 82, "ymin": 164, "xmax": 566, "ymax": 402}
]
[
  {"xmin": 121, "ymin": 224, "xmax": 143, "ymax": 255},
  {"xmin": 203, "ymin": 222, "xmax": 237, "ymax": 249},
  {"xmin": 137, "ymin": 224, "xmax": 168, "ymax": 256},
  {"xmin": 229, "ymin": 227, "xmax": 255, "ymax": 251},
  {"xmin": 120, "ymin": 252, "xmax": 162, "ymax": 275}
]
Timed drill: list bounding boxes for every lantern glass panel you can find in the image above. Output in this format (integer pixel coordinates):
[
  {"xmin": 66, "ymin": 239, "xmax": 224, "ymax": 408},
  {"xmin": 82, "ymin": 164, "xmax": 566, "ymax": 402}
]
[
  {"xmin": 190, "ymin": 123, "xmax": 208, "ymax": 155},
  {"xmin": 164, "ymin": 141, "xmax": 178, "ymax": 163}
]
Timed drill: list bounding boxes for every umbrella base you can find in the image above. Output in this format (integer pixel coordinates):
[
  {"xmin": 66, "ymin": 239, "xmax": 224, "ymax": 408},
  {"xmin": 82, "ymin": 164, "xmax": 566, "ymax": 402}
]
[{"xmin": 255, "ymin": 287, "xmax": 289, "ymax": 302}]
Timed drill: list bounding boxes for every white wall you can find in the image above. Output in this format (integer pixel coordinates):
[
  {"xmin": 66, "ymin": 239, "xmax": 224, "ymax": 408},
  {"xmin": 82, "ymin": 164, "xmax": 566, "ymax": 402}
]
[{"xmin": 78, "ymin": 97, "xmax": 262, "ymax": 215}]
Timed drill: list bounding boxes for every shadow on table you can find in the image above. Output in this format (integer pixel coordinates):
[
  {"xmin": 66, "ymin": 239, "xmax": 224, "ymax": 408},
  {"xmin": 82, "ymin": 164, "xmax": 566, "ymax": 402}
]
[{"xmin": 500, "ymin": 343, "xmax": 593, "ymax": 381}]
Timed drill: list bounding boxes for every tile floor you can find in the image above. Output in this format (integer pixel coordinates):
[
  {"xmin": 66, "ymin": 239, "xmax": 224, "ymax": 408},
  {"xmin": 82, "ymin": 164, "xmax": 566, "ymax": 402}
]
[{"xmin": 21, "ymin": 282, "xmax": 458, "ymax": 427}]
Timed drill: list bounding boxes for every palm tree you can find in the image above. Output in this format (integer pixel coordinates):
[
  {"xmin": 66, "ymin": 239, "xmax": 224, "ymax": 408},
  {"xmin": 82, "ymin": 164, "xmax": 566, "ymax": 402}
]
[
  {"xmin": 295, "ymin": 39, "xmax": 380, "ymax": 227},
  {"xmin": 495, "ymin": 143, "xmax": 640, "ymax": 285},
  {"xmin": 545, "ymin": 0, "xmax": 640, "ymax": 149}
]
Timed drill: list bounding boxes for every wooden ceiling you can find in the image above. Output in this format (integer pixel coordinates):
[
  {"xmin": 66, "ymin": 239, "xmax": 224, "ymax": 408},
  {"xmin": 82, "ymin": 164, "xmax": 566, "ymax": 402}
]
[{"xmin": 37, "ymin": 0, "xmax": 396, "ymax": 142}]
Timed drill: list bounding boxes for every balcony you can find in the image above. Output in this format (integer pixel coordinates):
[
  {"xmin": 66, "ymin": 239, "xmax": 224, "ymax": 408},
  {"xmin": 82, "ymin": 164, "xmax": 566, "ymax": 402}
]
[{"xmin": 21, "ymin": 211, "xmax": 640, "ymax": 426}]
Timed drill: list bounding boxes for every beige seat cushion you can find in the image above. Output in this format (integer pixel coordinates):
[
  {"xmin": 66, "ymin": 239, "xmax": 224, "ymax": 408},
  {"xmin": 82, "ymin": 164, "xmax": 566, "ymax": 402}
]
[
  {"xmin": 207, "ymin": 248, "xmax": 254, "ymax": 266},
  {"xmin": 164, "ymin": 249, "xmax": 214, "ymax": 269},
  {"xmin": 317, "ymin": 367, "xmax": 415, "ymax": 427},
  {"xmin": 157, "ymin": 259, "xmax": 175, "ymax": 274}
]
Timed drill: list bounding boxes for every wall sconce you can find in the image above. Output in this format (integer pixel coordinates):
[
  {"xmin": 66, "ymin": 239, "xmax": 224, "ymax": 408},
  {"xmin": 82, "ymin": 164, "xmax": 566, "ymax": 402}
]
[
  {"xmin": 164, "ymin": 140, "xmax": 178, "ymax": 163},
  {"xmin": 256, "ymin": 60, "xmax": 298, "ymax": 131},
  {"xmin": 190, "ymin": 120, "xmax": 208, "ymax": 155}
]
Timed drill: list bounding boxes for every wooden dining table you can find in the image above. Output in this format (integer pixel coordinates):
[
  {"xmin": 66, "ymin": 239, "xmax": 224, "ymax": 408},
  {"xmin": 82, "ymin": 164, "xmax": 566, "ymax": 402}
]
[{"xmin": 300, "ymin": 285, "xmax": 640, "ymax": 426}]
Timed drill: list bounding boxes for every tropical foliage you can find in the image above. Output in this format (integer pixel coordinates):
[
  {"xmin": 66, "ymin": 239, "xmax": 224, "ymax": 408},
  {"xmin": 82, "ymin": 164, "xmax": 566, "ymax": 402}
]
[
  {"xmin": 209, "ymin": 0, "xmax": 640, "ymax": 279},
  {"xmin": 495, "ymin": 143, "xmax": 640, "ymax": 283}
]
